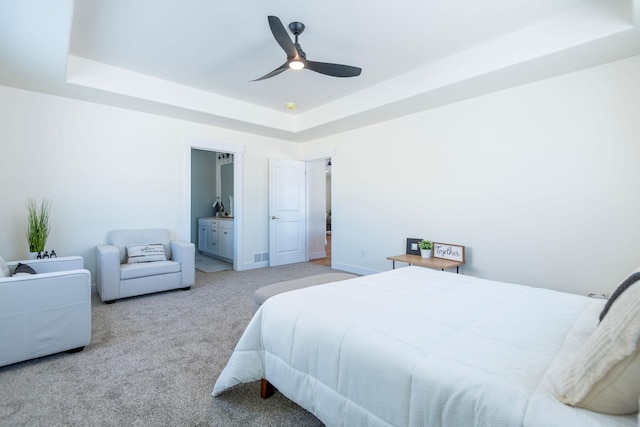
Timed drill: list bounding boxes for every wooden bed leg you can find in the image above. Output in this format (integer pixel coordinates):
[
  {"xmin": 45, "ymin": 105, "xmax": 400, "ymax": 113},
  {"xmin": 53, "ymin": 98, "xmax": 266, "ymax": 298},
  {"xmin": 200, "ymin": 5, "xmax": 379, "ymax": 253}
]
[{"xmin": 260, "ymin": 378, "xmax": 275, "ymax": 399}]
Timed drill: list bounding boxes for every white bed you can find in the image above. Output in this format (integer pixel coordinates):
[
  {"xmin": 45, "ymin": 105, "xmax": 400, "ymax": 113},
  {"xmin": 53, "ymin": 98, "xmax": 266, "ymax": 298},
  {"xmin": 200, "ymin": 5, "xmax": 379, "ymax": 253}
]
[{"xmin": 213, "ymin": 266, "xmax": 639, "ymax": 426}]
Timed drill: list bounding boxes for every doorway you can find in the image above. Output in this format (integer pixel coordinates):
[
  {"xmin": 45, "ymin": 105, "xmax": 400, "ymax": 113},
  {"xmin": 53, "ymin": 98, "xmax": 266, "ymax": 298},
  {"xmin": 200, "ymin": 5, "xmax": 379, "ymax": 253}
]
[
  {"xmin": 267, "ymin": 154, "xmax": 333, "ymax": 268},
  {"xmin": 191, "ymin": 149, "xmax": 234, "ymax": 273},
  {"xmin": 183, "ymin": 137, "xmax": 244, "ymax": 272},
  {"xmin": 309, "ymin": 157, "xmax": 332, "ymax": 267}
]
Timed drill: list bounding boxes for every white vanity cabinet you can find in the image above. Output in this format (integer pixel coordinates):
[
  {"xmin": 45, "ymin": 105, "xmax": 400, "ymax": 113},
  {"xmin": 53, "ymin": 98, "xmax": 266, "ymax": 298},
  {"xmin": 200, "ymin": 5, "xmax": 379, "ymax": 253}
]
[
  {"xmin": 198, "ymin": 218, "xmax": 217, "ymax": 255},
  {"xmin": 198, "ymin": 217, "xmax": 234, "ymax": 261}
]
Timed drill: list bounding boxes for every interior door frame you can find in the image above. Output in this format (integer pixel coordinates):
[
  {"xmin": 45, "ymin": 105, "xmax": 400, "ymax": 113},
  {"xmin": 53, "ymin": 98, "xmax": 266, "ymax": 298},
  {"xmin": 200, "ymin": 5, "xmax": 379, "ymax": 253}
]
[
  {"xmin": 305, "ymin": 148, "xmax": 336, "ymax": 263},
  {"xmin": 183, "ymin": 136, "xmax": 246, "ymax": 271}
]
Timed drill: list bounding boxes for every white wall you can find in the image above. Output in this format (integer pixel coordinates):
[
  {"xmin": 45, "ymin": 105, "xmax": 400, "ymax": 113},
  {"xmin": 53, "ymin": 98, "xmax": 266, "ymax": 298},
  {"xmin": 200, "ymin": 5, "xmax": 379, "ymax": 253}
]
[
  {"xmin": 3, "ymin": 54, "xmax": 639, "ymax": 296},
  {"xmin": 304, "ymin": 54, "xmax": 640, "ymax": 296},
  {"xmin": 0, "ymin": 86, "xmax": 300, "ymax": 277}
]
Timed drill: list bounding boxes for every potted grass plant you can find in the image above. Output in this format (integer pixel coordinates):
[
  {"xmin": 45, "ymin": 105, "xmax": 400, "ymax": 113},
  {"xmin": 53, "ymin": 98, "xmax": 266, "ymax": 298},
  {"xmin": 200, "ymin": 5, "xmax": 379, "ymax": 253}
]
[
  {"xmin": 419, "ymin": 239, "xmax": 433, "ymax": 258},
  {"xmin": 25, "ymin": 198, "xmax": 52, "ymax": 258}
]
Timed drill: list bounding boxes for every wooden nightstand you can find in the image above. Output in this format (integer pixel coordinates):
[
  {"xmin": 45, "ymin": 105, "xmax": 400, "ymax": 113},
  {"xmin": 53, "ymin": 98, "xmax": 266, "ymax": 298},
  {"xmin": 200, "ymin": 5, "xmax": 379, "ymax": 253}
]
[{"xmin": 387, "ymin": 254, "xmax": 464, "ymax": 273}]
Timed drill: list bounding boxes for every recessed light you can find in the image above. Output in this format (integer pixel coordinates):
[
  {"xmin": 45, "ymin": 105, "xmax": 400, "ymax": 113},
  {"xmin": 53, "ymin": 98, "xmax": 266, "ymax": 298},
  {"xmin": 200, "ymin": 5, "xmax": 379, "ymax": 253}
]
[{"xmin": 285, "ymin": 102, "xmax": 297, "ymax": 110}]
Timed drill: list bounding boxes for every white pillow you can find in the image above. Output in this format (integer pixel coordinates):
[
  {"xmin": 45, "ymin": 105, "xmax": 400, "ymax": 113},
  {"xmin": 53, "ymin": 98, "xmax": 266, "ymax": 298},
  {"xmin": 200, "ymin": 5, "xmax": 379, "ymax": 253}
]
[
  {"xmin": 557, "ymin": 274, "xmax": 640, "ymax": 414},
  {"xmin": 126, "ymin": 243, "xmax": 166, "ymax": 264},
  {"xmin": 0, "ymin": 256, "xmax": 9, "ymax": 278}
]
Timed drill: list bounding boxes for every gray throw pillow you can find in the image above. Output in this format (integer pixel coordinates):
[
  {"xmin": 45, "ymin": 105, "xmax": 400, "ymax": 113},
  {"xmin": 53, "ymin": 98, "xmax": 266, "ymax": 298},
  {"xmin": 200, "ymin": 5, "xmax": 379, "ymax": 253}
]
[{"xmin": 13, "ymin": 263, "xmax": 37, "ymax": 276}]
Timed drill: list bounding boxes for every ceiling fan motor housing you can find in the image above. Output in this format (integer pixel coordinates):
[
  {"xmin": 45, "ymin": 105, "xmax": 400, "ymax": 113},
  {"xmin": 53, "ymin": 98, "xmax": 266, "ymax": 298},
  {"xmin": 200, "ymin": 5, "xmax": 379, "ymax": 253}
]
[{"xmin": 288, "ymin": 22, "xmax": 305, "ymax": 35}]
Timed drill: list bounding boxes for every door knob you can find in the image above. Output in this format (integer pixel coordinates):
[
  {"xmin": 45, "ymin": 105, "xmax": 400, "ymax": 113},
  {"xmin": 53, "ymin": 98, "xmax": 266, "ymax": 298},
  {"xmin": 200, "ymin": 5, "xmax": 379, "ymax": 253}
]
[{"xmin": 271, "ymin": 216, "xmax": 280, "ymax": 220}]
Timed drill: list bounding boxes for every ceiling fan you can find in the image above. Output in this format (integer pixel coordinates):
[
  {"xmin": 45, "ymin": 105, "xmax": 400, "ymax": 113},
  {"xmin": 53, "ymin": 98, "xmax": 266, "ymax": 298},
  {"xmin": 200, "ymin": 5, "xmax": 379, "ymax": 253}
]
[{"xmin": 252, "ymin": 16, "xmax": 362, "ymax": 81}]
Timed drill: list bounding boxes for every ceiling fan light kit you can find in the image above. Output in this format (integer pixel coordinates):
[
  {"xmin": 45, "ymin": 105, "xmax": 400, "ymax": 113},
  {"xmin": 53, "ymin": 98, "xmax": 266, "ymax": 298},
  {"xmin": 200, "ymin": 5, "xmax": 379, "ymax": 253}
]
[
  {"xmin": 252, "ymin": 16, "xmax": 362, "ymax": 81},
  {"xmin": 289, "ymin": 60, "xmax": 304, "ymax": 70}
]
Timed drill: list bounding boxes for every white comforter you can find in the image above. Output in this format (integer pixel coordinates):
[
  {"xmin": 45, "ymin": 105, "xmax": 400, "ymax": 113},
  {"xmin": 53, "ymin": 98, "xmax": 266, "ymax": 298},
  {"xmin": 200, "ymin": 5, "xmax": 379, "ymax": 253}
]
[{"xmin": 213, "ymin": 267, "xmax": 637, "ymax": 426}]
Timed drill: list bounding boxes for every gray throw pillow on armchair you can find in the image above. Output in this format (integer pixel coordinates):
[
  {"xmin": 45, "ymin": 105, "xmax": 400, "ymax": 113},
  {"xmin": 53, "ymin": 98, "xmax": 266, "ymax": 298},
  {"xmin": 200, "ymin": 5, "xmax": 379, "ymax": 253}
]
[{"xmin": 13, "ymin": 263, "xmax": 37, "ymax": 276}]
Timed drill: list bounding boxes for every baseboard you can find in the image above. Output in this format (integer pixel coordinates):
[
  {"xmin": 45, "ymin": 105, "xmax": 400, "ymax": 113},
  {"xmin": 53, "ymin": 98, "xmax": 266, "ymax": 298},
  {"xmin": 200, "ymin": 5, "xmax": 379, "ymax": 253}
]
[
  {"xmin": 237, "ymin": 261, "xmax": 268, "ymax": 271},
  {"xmin": 309, "ymin": 251, "xmax": 327, "ymax": 260},
  {"xmin": 330, "ymin": 262, "xmax": 380, "ymax": 276}
]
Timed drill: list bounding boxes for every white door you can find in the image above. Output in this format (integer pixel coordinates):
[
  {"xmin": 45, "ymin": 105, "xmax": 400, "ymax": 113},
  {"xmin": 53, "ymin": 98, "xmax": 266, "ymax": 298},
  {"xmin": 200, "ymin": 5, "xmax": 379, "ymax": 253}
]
[{"xmin": 269, "ymin": 158, "xmax": 306, "ymax": 266}]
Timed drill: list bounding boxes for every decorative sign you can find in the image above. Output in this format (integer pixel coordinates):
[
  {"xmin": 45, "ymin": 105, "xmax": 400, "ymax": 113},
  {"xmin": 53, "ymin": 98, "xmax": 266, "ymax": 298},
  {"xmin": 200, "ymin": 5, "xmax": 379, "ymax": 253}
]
[
  {"xmin": 406, "ymin": 238, "xmax": 422, "ymax": 256},
  {"xmin": 433, "ymin": 242, "xmax": 465, "ymax": 262}
]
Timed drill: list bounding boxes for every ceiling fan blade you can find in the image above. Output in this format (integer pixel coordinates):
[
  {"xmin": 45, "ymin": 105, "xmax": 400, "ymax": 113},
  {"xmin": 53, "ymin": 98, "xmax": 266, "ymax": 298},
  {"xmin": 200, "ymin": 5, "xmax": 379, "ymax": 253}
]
[
  {"xmin": 268, "ymin": 16, "xmax": 297, "ymax": 59},
  {"xmin": 304, "ymin": 60, "xmax": 362, "ymax": 78},
  {"xmin": 251, "ymin": 61, "xmax": 289, "ymax": 81}
]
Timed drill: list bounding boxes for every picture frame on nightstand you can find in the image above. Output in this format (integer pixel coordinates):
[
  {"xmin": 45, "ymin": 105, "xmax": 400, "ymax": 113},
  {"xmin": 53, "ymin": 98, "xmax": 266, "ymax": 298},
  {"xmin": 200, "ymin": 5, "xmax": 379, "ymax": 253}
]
[
  {"xmin": 433, "ymin": 242, "xmax": 465, "ymax": 262},
  {"xmin": 406, "ymin": 238, "xmax": 422, "ymax": 256}
]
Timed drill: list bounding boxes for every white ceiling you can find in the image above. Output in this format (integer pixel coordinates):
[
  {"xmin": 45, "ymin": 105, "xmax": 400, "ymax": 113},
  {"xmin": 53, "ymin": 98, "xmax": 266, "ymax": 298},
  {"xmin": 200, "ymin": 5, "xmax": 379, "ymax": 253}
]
[{"xmin": 1, "ymin": 0, "xmax": 639, "ymax": 141}]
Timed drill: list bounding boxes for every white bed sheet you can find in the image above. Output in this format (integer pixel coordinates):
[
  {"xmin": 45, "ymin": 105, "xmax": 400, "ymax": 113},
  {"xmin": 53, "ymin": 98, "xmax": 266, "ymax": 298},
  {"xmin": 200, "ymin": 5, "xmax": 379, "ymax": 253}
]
[{"xmin": 213, "ymin": 266, "xmax": 637, "ymax": 427}]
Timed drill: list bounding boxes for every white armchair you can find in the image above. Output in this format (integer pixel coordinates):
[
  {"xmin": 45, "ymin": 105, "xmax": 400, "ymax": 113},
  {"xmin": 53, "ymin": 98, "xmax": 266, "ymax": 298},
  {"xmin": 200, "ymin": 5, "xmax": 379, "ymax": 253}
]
[
  {"xmin": 0, "ymin": 256, "xmax": 91, "ymax": 367},
  {"xmin": 95, "ymin": 229, "xmax": 195, "ymax": 303}
]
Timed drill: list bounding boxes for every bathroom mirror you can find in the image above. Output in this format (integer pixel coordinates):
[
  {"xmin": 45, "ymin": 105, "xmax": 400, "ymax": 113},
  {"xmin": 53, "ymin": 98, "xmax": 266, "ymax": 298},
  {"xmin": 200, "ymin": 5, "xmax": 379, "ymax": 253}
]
[{"xmin": 220, "ymin": 163, "xmax": 234, "ymax": 215}]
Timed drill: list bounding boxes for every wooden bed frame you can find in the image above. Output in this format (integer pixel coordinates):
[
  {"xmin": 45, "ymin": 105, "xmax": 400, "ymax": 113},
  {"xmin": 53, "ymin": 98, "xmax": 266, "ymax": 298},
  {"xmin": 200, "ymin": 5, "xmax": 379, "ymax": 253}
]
[{"xmin": 260, "ymin": 378, "xmax": 275, "ymax": 398}]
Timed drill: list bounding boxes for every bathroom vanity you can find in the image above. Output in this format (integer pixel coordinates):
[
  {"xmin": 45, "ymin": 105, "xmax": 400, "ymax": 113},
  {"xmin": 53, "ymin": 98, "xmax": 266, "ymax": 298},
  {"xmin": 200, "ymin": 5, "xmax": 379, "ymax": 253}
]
[{"xmin": 198, "ymin": 217, "xmax": 234, "ymax": 262}]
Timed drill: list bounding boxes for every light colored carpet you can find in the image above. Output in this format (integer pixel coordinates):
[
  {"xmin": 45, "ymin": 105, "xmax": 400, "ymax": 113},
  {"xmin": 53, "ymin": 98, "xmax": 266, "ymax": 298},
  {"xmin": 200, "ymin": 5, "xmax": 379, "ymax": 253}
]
[
  {"xmin": 0, "ymin": 263, "xmax": 344, "ymax": 426},
  {"xmin": 196, "ymin": 253, "xmax": 233, "ymax": 273}
]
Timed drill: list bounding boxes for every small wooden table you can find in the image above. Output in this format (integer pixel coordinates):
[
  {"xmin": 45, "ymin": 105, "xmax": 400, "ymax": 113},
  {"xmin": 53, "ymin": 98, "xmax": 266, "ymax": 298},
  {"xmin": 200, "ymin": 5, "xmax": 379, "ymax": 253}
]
[{"xmin": 387, "ymin": 254, "xmax": 464, "ymax": 273}]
